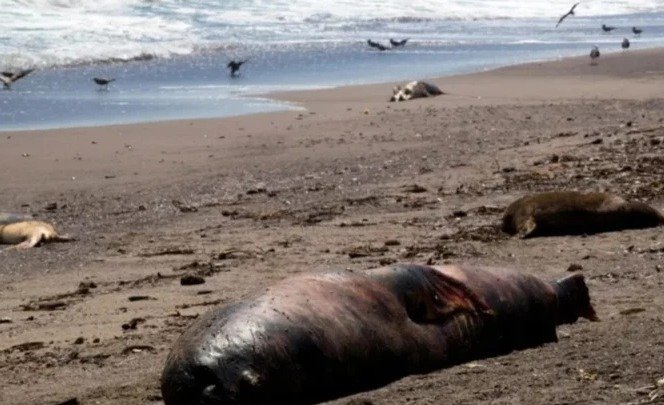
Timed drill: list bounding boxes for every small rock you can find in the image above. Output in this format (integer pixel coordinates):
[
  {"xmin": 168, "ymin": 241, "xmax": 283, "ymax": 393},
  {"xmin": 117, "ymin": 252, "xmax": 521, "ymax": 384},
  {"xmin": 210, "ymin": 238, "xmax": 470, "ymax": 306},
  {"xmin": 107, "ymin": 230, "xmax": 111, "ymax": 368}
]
[
  {"xmin": 44, "ymin": 202, "xmax": 58, "ymax": 211},
  {"xmin": 451, "ymin": 210, "xmax": 468, "ymax": 218},
  {"xmin": 384, "ymin": 239, "xmax": 401, "ymax": 247},
  {"xmin": 180, "ymin": 274, "xmax": 206, "ymax": 286},
  {"xmin": 73, "ymin": 337, "xmax": 85, "ymax": 345},
  {"xmin": 657, "ymin": 377, "xmax": 664, "ymax": 387},
  {"xmin": 128, "ymin": 295, "xmax": 156, "ymax": 302},
  {"xmin": 402, "ymin": 184, "xmax": 427, "ymax": 193},
  {"xmin": 619, "ymin": 308, "xmax": 645, "ymax": 315},
  {"xmin": 0, "ymin": 317, "xmax": 12, "ymax": 324},
  {"xmin": 55, "ymin": 398, "xmax": 79, "ymax": 405},
  {"xmin": 567, "ymin": 263, "xmax": 583, "ymax": 272},
  {"xmin": 590, "ymin": 138, "xmax": 603, "ymax": 145},
  {"xmin": 121, "ymin": 317, "xmax": 145, "ymax": 330}
]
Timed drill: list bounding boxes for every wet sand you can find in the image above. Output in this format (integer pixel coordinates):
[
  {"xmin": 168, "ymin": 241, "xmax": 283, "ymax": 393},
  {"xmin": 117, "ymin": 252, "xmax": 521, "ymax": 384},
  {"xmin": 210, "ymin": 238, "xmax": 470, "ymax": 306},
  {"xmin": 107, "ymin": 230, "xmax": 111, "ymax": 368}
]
[{"xmin": 1, "ymin": 48, "xmax": 663, "ymax": 404}]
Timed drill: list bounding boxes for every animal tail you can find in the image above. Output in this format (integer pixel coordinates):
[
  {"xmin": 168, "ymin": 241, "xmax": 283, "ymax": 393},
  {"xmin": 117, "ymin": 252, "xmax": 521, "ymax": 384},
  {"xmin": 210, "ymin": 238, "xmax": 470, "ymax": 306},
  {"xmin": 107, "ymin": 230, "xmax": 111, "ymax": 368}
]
[{"xmin": 552, "ymin": 273, "xmax": 599, "ymax": 324}]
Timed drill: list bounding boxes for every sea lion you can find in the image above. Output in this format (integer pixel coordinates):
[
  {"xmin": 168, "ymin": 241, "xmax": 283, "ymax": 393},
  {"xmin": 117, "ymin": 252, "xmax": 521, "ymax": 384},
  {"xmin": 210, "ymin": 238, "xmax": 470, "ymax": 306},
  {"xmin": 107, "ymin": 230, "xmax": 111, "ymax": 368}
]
[
  {"xmin": 390, "ymin": 81, "xmax": 444, "ymax": 102},
  {"xmin": 502, "ymin": 191, "xmax": 664, "ymax": 238},
  {"xmin": 161, "ymin": 263, "xmax": 596, "ymax": 404},
  {"xmin": 0, "ymin": 220, "xmax": 72, "ymax": 249}
]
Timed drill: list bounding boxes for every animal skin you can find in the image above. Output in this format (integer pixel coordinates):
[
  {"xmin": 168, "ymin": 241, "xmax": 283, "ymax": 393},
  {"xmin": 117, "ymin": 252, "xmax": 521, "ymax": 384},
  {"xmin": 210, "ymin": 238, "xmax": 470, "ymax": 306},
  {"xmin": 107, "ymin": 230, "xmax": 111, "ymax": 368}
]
[
  {"xmin": 0, "ymin": 220, "xmax": 72, "ymax": 249},
  {"xmin": 390, "ymin": 81, "xmax": 444, "ymax": 102},
  {"xmin": 161, "ymin": 263, "xmax": 596, "ymax": 404}
]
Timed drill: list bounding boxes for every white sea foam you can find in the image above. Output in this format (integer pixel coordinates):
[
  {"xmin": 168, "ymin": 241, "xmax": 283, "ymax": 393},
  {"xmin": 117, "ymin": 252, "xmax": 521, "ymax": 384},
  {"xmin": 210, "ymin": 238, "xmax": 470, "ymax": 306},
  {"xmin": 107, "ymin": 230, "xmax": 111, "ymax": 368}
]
[{"xmin": 2, "ymin": 0, "xmax": 664, "ymax": 68}]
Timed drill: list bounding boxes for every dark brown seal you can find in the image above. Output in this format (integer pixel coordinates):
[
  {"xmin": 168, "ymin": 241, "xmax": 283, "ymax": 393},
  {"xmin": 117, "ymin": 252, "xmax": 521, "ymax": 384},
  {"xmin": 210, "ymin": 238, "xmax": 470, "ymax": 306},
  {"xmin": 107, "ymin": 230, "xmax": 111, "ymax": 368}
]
[
  {"xmin": 161, "ymin": 263, "xmax": 597, "ymax": 404},
  {"xmin": 502, "ymin": 191, "xmax": 664, "ymax": 238}
]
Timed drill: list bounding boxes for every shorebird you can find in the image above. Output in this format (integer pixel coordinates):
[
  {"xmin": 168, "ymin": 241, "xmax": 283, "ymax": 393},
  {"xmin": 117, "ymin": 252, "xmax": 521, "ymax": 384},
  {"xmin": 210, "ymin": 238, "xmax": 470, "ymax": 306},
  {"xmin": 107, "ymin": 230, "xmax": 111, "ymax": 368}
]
[
  {"xmin": 93, "ymin": 77, "xmax": 115, "ymax": 89},
  {"xmin": 621, "ymin": 38, "xmax": 630, "ymax": 50},
  {"xmin": 0, "ymin": 68, "xmax": 34, "ymax": 90},
  {"xmin": 227, "ymin": 60, "xmax": 247, "ymax": 77},
  {"xmin": 389, "ymin": 38, "xmax": 409, "ymax": 47},
  {"xmin": 602, "ymin": 24, "xmax": 616, "ymax": 32},
  {"xmin": 556, "ymin": 2, "xmax": 579, "ymax": 28},
  {"xmin": 367, "ymin": 39, "xmax": 389, "ymax": 51},
  {"xmin": 632, "ymin": 26, "xmax": 643, "ymax": 36},
  {"xmin": 589, "ymin": 46, "xmax": 600, "ymax": 65}
]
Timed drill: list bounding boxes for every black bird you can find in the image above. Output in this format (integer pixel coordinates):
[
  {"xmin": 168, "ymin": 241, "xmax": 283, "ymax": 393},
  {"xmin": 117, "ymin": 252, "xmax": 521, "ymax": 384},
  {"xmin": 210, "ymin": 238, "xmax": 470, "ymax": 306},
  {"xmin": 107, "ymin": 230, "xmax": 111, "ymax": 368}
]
[
  {"xmin": 389, "ymin": 38, "xmax": 409, "ymax": 47},
  {"xmin": 367, "ymin": 39, "xmax": 389, "ymax": 51},
  {"xmin": 556, "ymin": 2, "xmax": 580, "ymax": 27},
  {"xmin": 602, "ymin": 24, "xmax": 616, "ymax": 32},
  {"xmin": 590, "ymin": 46, "xmax": 600, "ymax": 65},
  {"xmin": 227, "ymin": 60, "xmax": 247, "ymax": 77},
  {"xmin": 632, "ymin": 26, "xmax": 643, "ymax": 36},
  {"xmin": 0, "ymin": 68, "xmax": 34, "ymax": 90},
  {"xmin": 621, "ymin": 38, "xmax": 630, "ymax": 50},
  {"xmin": 93, "ymin": 77, "xmax": 115, "ymax": 89}
]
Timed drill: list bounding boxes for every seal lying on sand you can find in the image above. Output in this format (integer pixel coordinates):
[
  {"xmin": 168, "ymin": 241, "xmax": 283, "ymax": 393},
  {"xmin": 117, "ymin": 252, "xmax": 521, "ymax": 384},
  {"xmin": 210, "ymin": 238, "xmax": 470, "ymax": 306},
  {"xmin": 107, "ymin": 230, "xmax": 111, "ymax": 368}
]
[
  {"xmin": 161, "ymin": 263, "xmax": 596, "ymax": 404},
  {"xmin": 0, "ymin": 220, "xmax": 72, "ymax": 249},
  {"xmin": 390, "ymin": 81, "xmax": 444, "ymax": 102},
  {"xmin": 502, "ymin": 191, "xmax": 664, "ymax": 238}
]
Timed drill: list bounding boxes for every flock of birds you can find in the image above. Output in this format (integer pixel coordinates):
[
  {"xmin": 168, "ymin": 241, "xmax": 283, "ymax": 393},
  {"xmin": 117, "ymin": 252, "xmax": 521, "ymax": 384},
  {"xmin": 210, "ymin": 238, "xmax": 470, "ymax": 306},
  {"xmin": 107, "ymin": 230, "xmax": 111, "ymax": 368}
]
[
  {"xmin": 0, "ymin": 59, "xmax": 250, "ymax": 91},
  {"xmin": 0, "ymin": 4, "xmax": 651, "ymax": 90},
  {"xmin": 555, "ymin": 2, "xmax": 644, "ymax": 65},
  {"xmin": 366, "ymin": 38, "xmax": 410, "ymax": 51}
]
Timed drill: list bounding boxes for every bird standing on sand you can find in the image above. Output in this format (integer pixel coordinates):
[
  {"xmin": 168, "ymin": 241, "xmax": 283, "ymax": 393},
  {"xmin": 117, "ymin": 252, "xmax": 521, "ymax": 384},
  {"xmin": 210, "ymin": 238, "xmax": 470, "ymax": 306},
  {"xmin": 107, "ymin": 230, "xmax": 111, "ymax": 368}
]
[
  {"xmin": 556, "ymin": 2, "xmax": 579, "ymax": 27},
  {"xmin": 389, "ymin": 38, "xmax": 409, "ymax": 47},
  {"xmin": 590, "ymin": 46, "xmax": 600, "ymax": 65},
  {"xmin": 93, "ymin": 77, "xmax": 115, "ymax": 90},
  {"xmin": 601, "ymin": 24, "xmax": 616, "ymax": 32},
  {"xmin": 367, "ymin": 39, "xmax": 389, "ymax": 51},
  {"xmin": 632, "ymin": 26, "xmax": 643, "ymax": 36},
  {"xmin": 227, "ymin": 60, "xmax": 247, "ymax": 77},
  {"xmin": 0, "ymin": 69, "xmax": 34, "ymax": 90},
  {"xmin": 621, "ymin": 38, "xmax": 630, "ymax": 50}
]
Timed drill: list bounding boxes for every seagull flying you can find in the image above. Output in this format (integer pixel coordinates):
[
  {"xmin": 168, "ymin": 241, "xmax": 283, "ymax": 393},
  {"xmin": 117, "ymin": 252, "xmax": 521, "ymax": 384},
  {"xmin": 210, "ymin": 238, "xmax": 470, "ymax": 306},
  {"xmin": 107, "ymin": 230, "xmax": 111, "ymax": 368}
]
[
  {"xmin": 0, "ymin": 68, "xmax": 34, "ymax": 90},
  {"xmin": 389, "ymin": 38, "xmax": 409, "ymax": 47},
  {"xmin": 93, "ymin": 77, "xmax": 115, "ymax": 89},
  {"xmin": 367, "ymin": 39, "xmax": 389, "ymax": 51},
  {"xmin": 556, "ymin": 2, "xmax": 580, "ymax": 28},
  {"xmin": 227, "ymin": 60, "xmax": 247, "ymax": 77}
]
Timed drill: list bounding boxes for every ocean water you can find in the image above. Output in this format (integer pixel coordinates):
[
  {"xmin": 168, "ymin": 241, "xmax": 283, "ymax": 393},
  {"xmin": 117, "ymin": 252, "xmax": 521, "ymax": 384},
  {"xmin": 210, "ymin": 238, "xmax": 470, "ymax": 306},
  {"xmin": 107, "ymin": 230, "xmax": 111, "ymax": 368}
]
[{"xmin": 2, "ymin": 0, "xmax": 664, "ymax": 130}]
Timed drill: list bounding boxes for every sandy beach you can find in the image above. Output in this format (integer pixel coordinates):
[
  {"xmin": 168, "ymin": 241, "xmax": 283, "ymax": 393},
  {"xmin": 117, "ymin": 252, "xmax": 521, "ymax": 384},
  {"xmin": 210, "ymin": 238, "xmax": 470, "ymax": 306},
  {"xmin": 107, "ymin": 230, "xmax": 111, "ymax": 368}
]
[{"xmin": 1, "ymin": 48, "xmax": 664, "ymax": 404}]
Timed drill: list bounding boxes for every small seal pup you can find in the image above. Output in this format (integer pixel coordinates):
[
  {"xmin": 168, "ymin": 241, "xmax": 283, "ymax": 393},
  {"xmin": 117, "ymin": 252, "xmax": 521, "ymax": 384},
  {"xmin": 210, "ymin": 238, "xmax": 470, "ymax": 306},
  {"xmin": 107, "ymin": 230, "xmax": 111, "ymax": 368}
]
[
  {"xmin": 390, "ymin": 81, "xmax": 444, "ymax": 102},
  {"xmin": 502, "ymin": 191, "xmax": 664, "ymax": 238},
  {"xmin": 0, "ymin": 220, "xmax": 72, "ymax": 249}
]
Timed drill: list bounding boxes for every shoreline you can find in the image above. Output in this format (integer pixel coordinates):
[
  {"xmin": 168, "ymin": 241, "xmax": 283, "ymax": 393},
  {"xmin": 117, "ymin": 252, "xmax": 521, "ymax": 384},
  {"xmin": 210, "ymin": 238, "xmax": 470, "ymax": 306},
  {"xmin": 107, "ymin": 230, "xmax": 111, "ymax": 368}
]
[{"xmin": 3, "ymin": 45, "xmax": 664, "ymax": 133}]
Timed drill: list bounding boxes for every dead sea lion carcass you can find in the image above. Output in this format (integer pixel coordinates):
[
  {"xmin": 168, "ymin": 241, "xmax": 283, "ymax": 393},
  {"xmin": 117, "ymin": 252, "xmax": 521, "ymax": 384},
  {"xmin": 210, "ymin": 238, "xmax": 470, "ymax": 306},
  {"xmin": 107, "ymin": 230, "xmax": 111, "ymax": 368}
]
[
  {"xmin": 390, "ymin": 81, "xmax": 444, "ymax": 102},
  {"xmin": 0, "ymin": 220, "xmax": 72, "ymax": 249},
  {"xmin": 161, "ymin": 263, "xmax": 597, "ymax": 404},
  {"xmin": 502, "ymin": 191, "xmax": 664, "ymax": 238}
]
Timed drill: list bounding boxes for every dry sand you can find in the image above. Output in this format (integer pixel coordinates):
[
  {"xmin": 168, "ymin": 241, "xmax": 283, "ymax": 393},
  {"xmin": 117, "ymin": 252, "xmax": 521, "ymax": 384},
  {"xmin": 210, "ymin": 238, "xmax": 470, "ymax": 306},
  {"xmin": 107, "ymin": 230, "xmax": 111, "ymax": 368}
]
[{"xmin": 1, "ymin": 48, "xmax": 663, "ymax": 404}]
